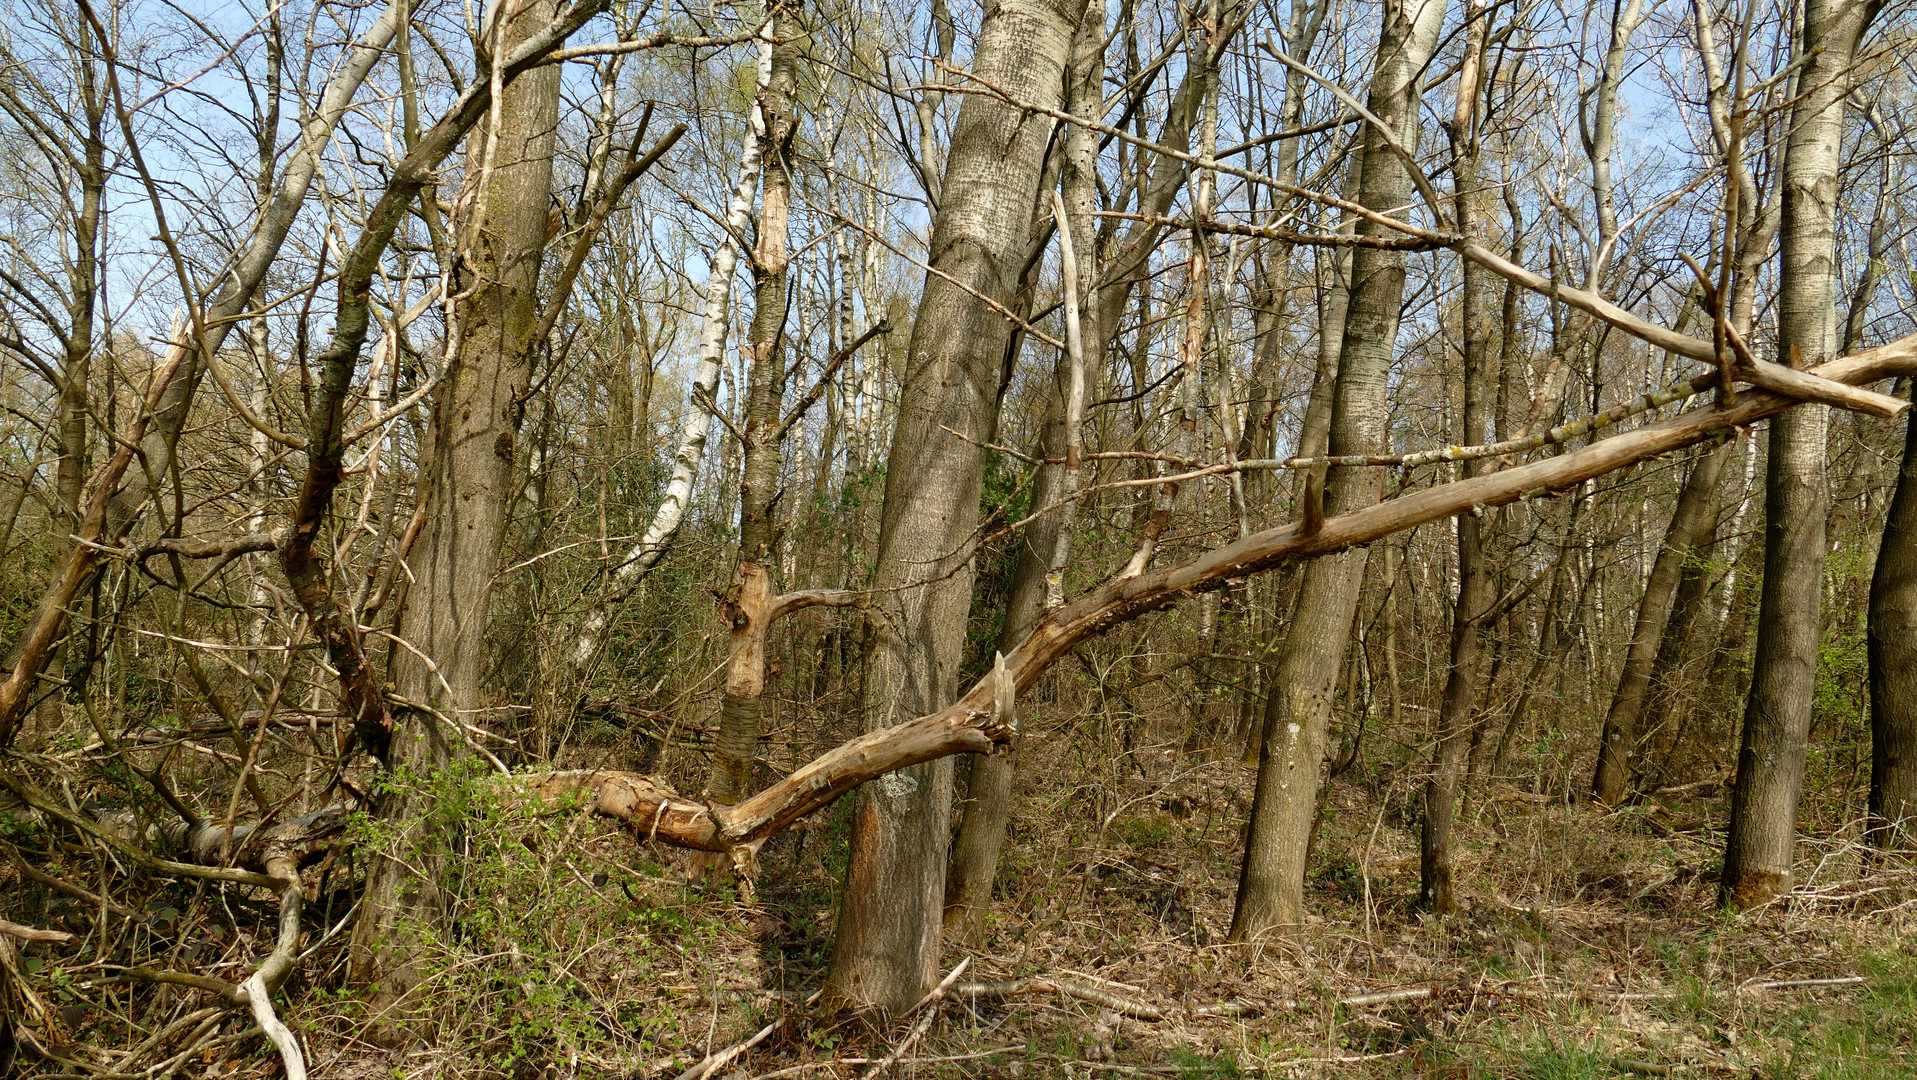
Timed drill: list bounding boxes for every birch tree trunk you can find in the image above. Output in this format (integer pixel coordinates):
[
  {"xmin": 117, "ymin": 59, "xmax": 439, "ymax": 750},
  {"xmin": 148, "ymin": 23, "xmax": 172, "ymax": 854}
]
[
  {"xmin": 568, "ymin": 26, "xmax": 774, "ymax": 671},
  {"xmin": 819, "ymin": 0, "xmax": 1090, "ymax": 1014}
]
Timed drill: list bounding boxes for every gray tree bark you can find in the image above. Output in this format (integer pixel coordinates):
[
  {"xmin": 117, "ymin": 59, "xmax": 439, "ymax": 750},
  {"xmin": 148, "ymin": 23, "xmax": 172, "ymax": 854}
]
[
  {"xmin": 818, "ymin": 0, "xmax": 1090, "ymax": 1015},
  {"xmin": 1868, "ymin": 393, "xmax": 1917, "ymax": 850},
  {"xmin": 942, "ymin": 0, "xmax": 1103, "ymax": 945},
  {"xmin": 1228, "ymin": 0, "xmax": 1447, "ymax": 942},
  {"xmin": 349, "ymin": 0, "xmax": 563, "ymax": 1007},
  {"xmin": 1721, "ymin": 0, "xmax": 1879, "ymax": 909}
]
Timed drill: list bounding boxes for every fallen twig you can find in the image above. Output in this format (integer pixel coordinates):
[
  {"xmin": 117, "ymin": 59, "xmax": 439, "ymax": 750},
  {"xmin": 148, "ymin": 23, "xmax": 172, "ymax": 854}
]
[
  {"xmin": 861, "ymin": 959, "xmax": 972, "ymax": 1079},
  {"xmin": 676, "ymin": 1014, "xmax": 786, "ymax": 1080},
  {"xmin": 751, "ymin": 1045, "xmax": 1024, "ymax": 1079},
  {"xmin": 954, "ymin": 976, "xmax": 1166, "ymax": 1020},
  {"xmin": 1736, "ymin": 975, "xmax": 1866, "ymax": 994},
  {"xmin": 0, "ymin": 919, "xmax": 74, "ymax": 945}
]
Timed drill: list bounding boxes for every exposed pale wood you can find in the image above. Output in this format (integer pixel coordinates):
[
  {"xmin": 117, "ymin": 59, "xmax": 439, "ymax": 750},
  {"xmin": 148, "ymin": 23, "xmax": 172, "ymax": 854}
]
[
  {"xmin": 537, "ymin": 335, "xmax": 1917, "ymax": 854},
  {"xmin": 0, "ymin": 921, "xmax": 73, "ymax": 945}
]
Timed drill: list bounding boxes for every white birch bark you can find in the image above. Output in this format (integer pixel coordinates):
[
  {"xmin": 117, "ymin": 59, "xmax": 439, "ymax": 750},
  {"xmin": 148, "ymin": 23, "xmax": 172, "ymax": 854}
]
[{"xmin": 570, "ymin": 28, "xmax": 775, "ymax": 669}]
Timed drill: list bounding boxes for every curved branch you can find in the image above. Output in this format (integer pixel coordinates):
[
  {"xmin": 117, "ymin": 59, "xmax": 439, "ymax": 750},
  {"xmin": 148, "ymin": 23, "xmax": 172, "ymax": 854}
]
[{"xmin": 535, "ymin": 332, "xmax": 1917, "ymax": 852}]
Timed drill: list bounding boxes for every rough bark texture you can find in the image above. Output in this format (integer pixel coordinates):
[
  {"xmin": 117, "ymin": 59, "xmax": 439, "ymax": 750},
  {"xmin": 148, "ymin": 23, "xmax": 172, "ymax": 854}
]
[
  {"xmin": 1420, "ymin": 42, "xmax": 1492, "ymax": 913},
  {"xmin": 1869, "ymin": 396, "xmax": 1917, "ymax": 850},
  {"xmin": 349, "ymin": 0, "xmax": 562, "ymax": 1005},
  {"xmin": 707, "ymin": 4, "xmax": 801, "ymax": 816},
  {"xmin": 941, "ymin": 0, "xmax": 1102, "ymax": 915},
  {"xmin": 818, "ymin": 0, "xmax": 1090, "ymax": 1015},
  {"xmin": 1721, "ymin": 0, "xmax": 1877, "ymax": 910},
  {"xmin": 1229, "ymin": 0, "xmax": 1447, "ymax": 942},
  {"xmin": 1591, "ymin": 438, "xmax": 1730, "ymax": 803},
  {"xmin": 539, "ymin": 340, "xmax": 1917, "ymax": 859}
]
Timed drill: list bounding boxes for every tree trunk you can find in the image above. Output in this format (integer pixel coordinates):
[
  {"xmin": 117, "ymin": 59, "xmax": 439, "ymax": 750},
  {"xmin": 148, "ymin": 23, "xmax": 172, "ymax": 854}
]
[
  {"xmin": 1228, "ymin": 0, "xmax": 1447, "ymax": 943},
  {"xmin": 706, "ymin": 2, "xmax": 801, "ymax": 818},
  {"xmin": 1721, "ymin": 0, "xmax": 1878, "ymax": 909},
  {"xmin": 1420, "ymin": 14, "xmax": 1493, "ymax": 913},
  {"xmin": 1591, "ymin": 438, "xmax": 1730, "ymax": 803},
  {"xmin": 1869, "ymin": 393, "xmax": 1917, "ymax": 850},
  {"xmin": 942, "ymin": 0, "xmax": 1102, "ymax": 944},
  {"xmin": 819, "ymin": 0, "xmax": 1089, "ymax": 1015},
  {"xmin": 348, "ymin": 0, "xmax": 562, "ymax": 1008},
  {"xmin": 943, "ymin": 408, "xmax": 1061, "ymax": 943}
]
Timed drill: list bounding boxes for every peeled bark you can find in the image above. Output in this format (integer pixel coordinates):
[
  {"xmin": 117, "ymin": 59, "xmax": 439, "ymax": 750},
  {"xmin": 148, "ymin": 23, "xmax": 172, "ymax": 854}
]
[
  {"xmin": 1721, "ymin": 0, "xmax": 1878, "ymax": 910},
  {"xmin": 1229, "ymin": 0, "xmax": 1448, "ymax": 942},
  {"xmin": 1591, "ymin": 438, "xmax": 1730, "ymax": 803},
  {"xmin": 819, "ymin": 0, "xmax": 1090, "ymax": 1015},
  {"xmin": 705, "ymin": 2, "xmax": 802, "ymax": 824}
]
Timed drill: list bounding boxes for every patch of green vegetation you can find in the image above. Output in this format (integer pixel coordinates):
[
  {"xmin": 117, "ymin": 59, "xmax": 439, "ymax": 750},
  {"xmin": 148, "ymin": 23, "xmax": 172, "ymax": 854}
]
[
  {"xmin": 1167, "ymin": 1045, "xmax": 1242, "ymax": 1078},
  {"xmin": 1749, "ymin": 947, "xmax": 1917, "ymax": 1080},
  {"xmin": 1115, "ymin": 813, "xmax": 1174, "ymax": 849},
  {"xmin": 1508, "ymin": 1041, "xmax": 1616, "ymax": 1080}
]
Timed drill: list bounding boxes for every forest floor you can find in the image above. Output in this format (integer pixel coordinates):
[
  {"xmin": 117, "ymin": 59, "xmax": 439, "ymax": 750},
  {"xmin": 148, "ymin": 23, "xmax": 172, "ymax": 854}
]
[{"xmin": 250, "ymin": 719, "xmax": 1917, "ymax": 1080}]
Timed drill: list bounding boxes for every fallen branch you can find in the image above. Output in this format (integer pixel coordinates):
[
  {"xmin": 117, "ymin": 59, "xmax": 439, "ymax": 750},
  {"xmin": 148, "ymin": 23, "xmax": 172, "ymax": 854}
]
[
  {"xmin": 516, "ymin": 332, "xmax": 1917, "ymax": 856},
  {"xmin": 861, "ymin": 959, "xmax": 971, "ymax": 1079},
  {"xmin": 673, "ymin": 1013, "xmax": 785, "ymax": 1080},
  {"xmin": 0, "ymin": 920, "xmax": 73, "ymax": 945},
  {"xmin": 1736, "ymin": 975, "xmax": 1866, "ymax": 994},
  {"xmin": 953, "ymin": 976, "xmax": 1166, "ymax": 1020},
  {"xmin": 752, "ymin": 1045, "xmax": 1026, "ymax": 1078}
]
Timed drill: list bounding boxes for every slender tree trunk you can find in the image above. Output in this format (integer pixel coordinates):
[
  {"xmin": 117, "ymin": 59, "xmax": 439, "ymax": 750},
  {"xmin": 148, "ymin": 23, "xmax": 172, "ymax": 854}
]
[
  {"xmin": 348, "ymin": 0, "xmax": 562, "ymax": 1006},
  {"xmin": 819, "ymin": 0, "xmax": 1089, "ymax": 1015},
  {"xmin": 1721, "ymin": 0, "xmax": 1878, "ymax": 909},
  {"xmin": 1591, "ymin": 438, "xmax": 1730, "ymax": 802},
  {"xmin": 1228, "ymin": 0, "xmax": 1447, "ymax": 943},
  {"xmin": 1868, "ymin": 394, "xmax": 1917, "ymax": 850},
  {"xmin": 1420, "ymin": 10, "xmax": 1493, "ymax": 912},
  {"xmin": 943, "ymin": 408, "xmax": 1062, "ymax": 943},
  {"xmin": 706, "ymin": 2, "xmax": 801, "ymax": 816}
]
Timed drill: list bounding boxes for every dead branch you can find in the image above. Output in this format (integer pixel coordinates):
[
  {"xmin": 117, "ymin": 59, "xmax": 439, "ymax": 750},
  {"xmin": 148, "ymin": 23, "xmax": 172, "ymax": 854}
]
[
  {"xmin": 524, "ymin": 332, "xmax": 1917, "ymax": 855},
  {"xmin": 0, "ymin": 921, "xmax": 73, "ymax": 945},
  {"xmin": 861, "ymin": 959, "xmax": 972, "ymax": 1078},
  {"xmin": 674, "ymin": 1014, "xmax": 786, "ymax": 1080},
  {"xmin": 954, "ymin": 976, "xmax": 1167, "ymax": 1020}
]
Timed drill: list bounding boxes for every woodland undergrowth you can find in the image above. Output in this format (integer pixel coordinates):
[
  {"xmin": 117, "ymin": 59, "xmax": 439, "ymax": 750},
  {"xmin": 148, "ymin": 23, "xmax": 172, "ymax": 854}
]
[{"xmin": 6, "ymin": 683, "xmax": 1912, "ymax": 1080}]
